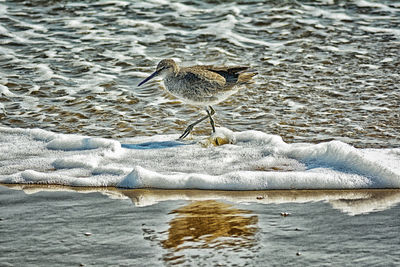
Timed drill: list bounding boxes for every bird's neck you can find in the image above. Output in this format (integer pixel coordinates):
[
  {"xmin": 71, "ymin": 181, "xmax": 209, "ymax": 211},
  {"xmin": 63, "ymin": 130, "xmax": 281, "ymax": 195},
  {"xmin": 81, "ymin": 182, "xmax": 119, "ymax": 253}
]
[{"xmin": 171, "ymin": 64, "xmax": 180, "ymax": 76}]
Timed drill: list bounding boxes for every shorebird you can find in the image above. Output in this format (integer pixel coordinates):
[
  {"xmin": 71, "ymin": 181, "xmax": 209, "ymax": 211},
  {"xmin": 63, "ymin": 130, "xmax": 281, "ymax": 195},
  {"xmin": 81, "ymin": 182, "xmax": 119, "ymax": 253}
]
[{"xmin": 138, "ymin": 59, "xmax": 257, "ymax": 140}]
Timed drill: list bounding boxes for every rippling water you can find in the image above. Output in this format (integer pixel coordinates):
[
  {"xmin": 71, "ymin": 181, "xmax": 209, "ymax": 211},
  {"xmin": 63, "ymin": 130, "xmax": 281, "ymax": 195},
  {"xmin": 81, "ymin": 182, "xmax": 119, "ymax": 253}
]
[{"xmin": 0, "ymin": 0, "xmax": 399, "ymax": 148}]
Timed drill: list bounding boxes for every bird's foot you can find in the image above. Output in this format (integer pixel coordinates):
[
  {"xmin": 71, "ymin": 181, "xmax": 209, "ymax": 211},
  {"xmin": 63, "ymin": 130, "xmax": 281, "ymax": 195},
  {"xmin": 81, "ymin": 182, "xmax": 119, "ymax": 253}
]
[{"xmin": 178, "ymin": 125, "xmax": 194, "ymax": 140}]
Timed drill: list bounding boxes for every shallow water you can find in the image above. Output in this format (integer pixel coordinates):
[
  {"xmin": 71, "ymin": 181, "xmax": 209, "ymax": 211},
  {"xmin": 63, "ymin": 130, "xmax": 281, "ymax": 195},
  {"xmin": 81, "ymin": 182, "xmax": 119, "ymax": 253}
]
[
  {"xmin": 1, "ymin": 185, "xmax": 400, "ymax": 266},
  {"xmin": 0, "ymin": 0, "xmax": 399, "ymax": 148}
]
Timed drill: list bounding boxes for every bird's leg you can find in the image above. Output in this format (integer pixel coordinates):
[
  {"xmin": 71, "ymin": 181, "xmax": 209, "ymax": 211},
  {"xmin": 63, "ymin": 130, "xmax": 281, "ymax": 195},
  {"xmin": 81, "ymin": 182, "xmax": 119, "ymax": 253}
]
[
  {"xmin": 178, "ymin": 106, "xmax": 217, "ymax": 140},
  {"xmin": 178, "ymin": 113, "xmax": 209, "ymax": 140},
  {"xmin": 207, "ymin": 106, "xmax": 220, "ymax": 146},
  {"xmin": 207, "ymin": 106, "xmax": 216, "ymax": 133}
]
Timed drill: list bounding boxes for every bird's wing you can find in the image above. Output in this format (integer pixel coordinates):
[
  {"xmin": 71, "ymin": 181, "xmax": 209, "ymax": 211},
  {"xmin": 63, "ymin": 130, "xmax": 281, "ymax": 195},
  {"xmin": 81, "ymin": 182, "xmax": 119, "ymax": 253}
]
[
  {"xmin": 180, "ymin": 65, "xmax": 256, "ymax": 94},
  {"xmin": 181, "ymin": 66, "xmax": 226, "ymax": 87}
]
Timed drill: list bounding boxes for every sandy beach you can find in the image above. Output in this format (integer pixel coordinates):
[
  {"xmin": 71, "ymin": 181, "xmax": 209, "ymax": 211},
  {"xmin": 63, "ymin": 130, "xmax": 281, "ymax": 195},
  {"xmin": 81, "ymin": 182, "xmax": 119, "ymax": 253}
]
[{"xmin": 1, "ymin": 184, "xmax": 400, "ymax": 266}]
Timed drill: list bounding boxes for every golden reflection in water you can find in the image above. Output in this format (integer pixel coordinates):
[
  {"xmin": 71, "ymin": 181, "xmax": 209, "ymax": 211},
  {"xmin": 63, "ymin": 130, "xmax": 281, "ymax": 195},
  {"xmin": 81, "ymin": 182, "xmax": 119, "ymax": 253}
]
[{"xmin": 162, "ymin": 200, "xmax": 258, "ymax": 254}]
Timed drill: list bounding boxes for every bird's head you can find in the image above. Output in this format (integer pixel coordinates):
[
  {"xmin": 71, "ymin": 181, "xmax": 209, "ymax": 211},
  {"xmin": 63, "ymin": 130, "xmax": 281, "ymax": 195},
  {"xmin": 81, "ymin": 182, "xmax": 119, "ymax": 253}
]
[{"xmin": 138, "ymin": 59, "xmax": 179, "ymax": 86}]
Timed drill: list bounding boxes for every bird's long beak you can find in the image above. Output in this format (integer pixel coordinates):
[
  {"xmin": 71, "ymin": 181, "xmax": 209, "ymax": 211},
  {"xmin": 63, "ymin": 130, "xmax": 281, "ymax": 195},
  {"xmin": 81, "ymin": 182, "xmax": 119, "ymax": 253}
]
[{"xmin": 138, "ymin": 70, "xmax": 160, "ymax": 86}]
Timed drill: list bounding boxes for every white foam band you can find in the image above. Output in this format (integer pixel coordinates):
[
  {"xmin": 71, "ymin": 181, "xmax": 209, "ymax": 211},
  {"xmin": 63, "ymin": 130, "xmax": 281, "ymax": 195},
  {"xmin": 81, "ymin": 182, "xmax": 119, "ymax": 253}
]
[{"xmin": 1, "ymin": 126, "xmax": 399, "ymax": 190}]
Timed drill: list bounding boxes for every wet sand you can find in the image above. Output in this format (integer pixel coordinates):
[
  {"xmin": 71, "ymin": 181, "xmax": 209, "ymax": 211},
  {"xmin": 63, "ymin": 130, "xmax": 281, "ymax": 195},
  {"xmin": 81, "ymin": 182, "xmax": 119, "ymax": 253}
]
[{"xmin": 1, "ymin": 184, "xmax": 400, "ymax": 266}]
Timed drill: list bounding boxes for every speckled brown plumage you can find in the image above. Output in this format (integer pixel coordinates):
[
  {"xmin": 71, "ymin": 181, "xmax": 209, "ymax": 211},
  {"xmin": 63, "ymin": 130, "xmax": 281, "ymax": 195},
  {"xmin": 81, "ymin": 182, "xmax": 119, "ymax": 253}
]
[{"xmin": 138, "ymin": 58, "xmax": 257, "ymax": 139}]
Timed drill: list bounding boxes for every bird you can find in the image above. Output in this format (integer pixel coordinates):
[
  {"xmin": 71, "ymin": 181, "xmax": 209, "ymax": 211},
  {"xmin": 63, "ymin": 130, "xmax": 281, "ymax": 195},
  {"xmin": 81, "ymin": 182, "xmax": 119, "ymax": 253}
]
[{"xmin": 138, "ymin": 59, "xmax": 257, "ymax": 140}]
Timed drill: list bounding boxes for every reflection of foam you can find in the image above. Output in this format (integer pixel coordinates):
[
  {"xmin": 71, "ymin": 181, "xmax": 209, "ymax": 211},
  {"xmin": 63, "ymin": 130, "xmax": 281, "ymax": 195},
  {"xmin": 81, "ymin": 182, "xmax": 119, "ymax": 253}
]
[
  {"xmin": 3, "ymin": 184, "xmax": 128, "ymax": 200},
  {"xmin": 329, "ymin": 190, "xmax": 400, "ymax": 215},
  {"xmin": 5, "ymin": 184, "xmax": 398, "ymax": 215},
  {"xmin": 161, "ymin": 200, "xmax": 257, "ymax": 265},
  {"xmin": 123, "ymin": 188, "xmax": 400, "ymax": 216}
]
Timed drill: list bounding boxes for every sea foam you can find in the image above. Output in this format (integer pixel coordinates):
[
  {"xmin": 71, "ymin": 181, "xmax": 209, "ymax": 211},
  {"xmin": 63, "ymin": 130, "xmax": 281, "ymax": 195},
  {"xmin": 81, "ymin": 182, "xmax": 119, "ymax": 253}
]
[{"xmin": 0, "ymin": 126, "xmax": 399, "ymax": 190}]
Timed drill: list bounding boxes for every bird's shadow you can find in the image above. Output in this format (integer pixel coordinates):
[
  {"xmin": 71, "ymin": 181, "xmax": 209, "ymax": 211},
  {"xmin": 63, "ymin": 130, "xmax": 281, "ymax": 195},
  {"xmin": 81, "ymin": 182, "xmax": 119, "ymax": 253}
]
[{"xmin": 121, "ymin": 140, "xmax": 188, "ymax": 150}]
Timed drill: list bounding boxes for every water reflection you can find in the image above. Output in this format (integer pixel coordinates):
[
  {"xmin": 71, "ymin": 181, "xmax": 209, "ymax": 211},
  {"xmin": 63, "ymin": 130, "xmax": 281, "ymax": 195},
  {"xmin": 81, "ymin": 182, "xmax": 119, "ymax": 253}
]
[
  {"xmin": 161, "ymin": 200, "xmax": 258, "ymax": 264},
  {"xmin": 3, "ymin": 184, "xmax": 400, "ymax": 215},
  {"xmin": 123, "ymin": 188, "xmax": 400, "ymax": 216}
]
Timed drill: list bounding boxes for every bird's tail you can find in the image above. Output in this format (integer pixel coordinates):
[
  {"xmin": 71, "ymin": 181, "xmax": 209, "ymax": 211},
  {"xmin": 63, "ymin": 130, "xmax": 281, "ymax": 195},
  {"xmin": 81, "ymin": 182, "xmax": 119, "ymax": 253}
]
[{"xmin": 238, "ymin": 69, "xmax": 257, "ymax": 84}]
